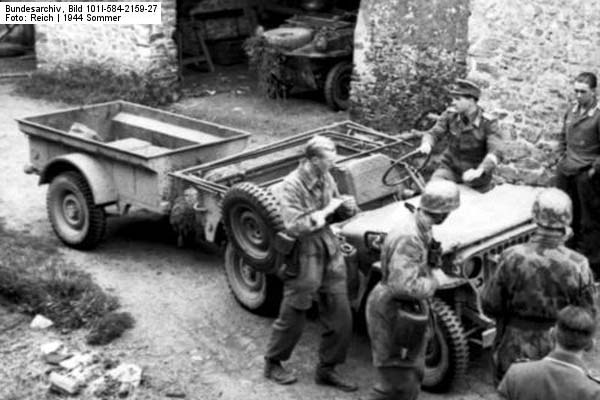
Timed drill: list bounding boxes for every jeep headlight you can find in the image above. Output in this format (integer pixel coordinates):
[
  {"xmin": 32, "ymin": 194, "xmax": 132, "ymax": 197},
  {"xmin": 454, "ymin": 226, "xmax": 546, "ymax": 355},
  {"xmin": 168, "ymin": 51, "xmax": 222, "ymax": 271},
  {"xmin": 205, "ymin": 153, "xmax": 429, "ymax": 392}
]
[
  {"xmin": 365, "ymin": 231, "xmax": 386, "ymax": 252},
  {"xmin": 463, "ymin": 256, "xmax": 483, "ymax": 279}
]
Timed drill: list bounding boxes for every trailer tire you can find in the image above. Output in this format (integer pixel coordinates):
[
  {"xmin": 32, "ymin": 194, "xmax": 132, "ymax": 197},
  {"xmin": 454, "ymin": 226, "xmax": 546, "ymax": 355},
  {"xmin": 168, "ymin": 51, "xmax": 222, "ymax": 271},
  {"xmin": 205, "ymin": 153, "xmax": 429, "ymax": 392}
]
[
  {"xmin": 263, "ymin": 27, "xmax": 313, "ymax": 50},
  {"xmin": 324, "ymin": 61, "xmax": 352, "ymax": 111},
  {"xmin": 224, "ymin": 243, "xmax": 282, "ymax": 316},
  {"xmin": 221, "ymin": 182, "xmax": 284, "ymax": 271},
  {"xmin": 46, "ymin": 171, "xmax": 106, "ymax": 249},
  {"xmin": 423, "ymin": 298, "xmax": 469, "ymax": 392}
]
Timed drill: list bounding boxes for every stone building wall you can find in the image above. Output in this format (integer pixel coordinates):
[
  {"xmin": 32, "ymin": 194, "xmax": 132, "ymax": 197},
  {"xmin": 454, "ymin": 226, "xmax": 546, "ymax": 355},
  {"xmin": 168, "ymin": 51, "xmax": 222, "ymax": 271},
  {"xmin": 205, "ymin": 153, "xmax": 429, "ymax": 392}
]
[
  {"xmin": 353, "ymin": 0, "xmax": 600, "ymax": 185},
  {"xmin": 36, "ymin": 0, "xmax": 178, "ymax": 87},
  {"xmin": 352, "ymin": 0, "xmax": 470, "ymax": 132},
  {"xmin": 469, "ymin": 0, "xmax": 600, "ymax": 185}
]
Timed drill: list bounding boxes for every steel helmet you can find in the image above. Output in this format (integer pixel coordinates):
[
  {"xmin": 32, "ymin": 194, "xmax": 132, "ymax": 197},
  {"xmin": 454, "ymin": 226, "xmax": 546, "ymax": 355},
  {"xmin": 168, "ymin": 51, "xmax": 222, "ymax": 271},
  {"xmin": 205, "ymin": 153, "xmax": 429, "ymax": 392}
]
[
  {"xmin": 419, "ymin": 180, "xmax": 460, "ymax": 214},
  {"xmin": 532, "ymin": 188, "xmax": 572, "ymax": 229}
]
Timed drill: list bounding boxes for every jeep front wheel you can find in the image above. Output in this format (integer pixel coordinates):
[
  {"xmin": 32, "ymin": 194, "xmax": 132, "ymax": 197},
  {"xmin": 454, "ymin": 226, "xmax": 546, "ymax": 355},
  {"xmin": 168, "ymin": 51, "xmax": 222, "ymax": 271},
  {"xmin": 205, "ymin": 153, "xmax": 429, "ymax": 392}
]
[
  {"xmin": 423, "ymin": 298, "xmax": 469, "ymax": 392},
  {"xmin": 46, "ymin": 171, "xmax": 106, "ymax": 249},
  {"xmin": 224, "ymin": 243, "xmax": 282, "ymax": 316}
]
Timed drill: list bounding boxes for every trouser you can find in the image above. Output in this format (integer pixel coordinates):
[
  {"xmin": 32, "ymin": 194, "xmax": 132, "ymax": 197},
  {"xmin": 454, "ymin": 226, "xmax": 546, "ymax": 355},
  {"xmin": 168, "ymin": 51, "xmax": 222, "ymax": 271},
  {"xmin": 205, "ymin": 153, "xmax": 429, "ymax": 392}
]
[
  {"xmin": 265, "ymin": 291, "xmax": 352, "ymax": 367},
  {"xmin": 366, "ymin": 367, "xmax": 422, "ymax": 400},
  {"xmin": 555, "ymin": 170, "xmax": 600, "ymax": 276},
  {"xmin": 432, "ymin": 164, "xmax": 493, "ymax": 192}
]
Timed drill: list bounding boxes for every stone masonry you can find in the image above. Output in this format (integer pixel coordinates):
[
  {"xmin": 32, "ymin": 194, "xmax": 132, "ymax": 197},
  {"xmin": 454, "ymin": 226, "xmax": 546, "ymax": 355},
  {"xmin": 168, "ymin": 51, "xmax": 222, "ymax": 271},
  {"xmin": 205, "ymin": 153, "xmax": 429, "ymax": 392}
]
[
  {"xmin": 36, "ymin": 0, "xmax": 178, "ymax": 88},
  {"xmin": 353, "ymin": 0, "xmax": 600, "ymax": 185},
  {"xmin": 468, "ymin": 0, "xmax": 600, "ymax": 185}
]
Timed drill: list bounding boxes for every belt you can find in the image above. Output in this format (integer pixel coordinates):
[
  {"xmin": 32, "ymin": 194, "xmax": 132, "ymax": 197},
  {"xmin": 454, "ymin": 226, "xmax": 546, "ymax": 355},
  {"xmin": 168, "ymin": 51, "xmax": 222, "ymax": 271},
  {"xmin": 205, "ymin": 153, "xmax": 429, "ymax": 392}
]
[{"xmin": 507, "ymin": 316, "xmax": 555, "ymax": 331}]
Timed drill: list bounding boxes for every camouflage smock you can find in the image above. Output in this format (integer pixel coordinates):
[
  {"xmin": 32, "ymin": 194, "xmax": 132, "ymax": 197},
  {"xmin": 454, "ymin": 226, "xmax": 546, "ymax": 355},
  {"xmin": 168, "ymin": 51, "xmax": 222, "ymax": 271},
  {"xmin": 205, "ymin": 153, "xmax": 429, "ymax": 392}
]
[
  {"xmin": 481, "ymin": 230, "xmax": 597, "ymax": 381},
  {"xmin": 275, "ymin": 159, "xmax": 358, "ymax": 310},
  {"xmin": 366, "ymin": 208, "xmax": 438, "ymax": 368}
]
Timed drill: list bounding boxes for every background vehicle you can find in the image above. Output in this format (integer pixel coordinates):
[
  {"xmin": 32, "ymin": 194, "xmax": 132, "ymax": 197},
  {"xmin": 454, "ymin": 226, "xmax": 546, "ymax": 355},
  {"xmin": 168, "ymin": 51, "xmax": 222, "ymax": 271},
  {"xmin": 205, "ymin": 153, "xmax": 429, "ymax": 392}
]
[{"xmin": 253, "ymin": 12, "xmax": 356, "ymax": 111}]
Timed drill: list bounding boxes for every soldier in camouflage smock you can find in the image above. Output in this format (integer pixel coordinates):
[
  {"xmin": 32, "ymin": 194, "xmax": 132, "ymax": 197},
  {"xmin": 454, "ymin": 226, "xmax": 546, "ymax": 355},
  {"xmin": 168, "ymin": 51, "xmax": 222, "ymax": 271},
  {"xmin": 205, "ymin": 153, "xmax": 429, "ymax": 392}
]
[
  {"xmin": 366, "ymin": 180, "xmax": 460, "ymax": 400},
  {"xmin": 482, "ymin": 188, "xmax": 597, "ymax": 385}
]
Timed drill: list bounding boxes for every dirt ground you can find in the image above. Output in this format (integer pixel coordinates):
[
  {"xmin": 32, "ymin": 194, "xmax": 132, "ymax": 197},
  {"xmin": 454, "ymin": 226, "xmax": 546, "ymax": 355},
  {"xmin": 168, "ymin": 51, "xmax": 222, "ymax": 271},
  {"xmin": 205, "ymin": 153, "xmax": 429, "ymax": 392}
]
[{"xmin": 2, "ymin": 66, "xmax": 589, "ymax": 400}]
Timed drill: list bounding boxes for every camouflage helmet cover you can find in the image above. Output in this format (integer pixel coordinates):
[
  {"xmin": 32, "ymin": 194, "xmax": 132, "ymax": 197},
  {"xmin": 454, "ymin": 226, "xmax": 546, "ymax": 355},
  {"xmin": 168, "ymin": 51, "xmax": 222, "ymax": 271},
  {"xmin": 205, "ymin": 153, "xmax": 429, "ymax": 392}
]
[
  {"xmin": 532, "ymin": 188, "xmax": 572, "ymax": 228},
  {"xmin": 419, "ymin": 180, "xmax": 460, "ymax": 214}
]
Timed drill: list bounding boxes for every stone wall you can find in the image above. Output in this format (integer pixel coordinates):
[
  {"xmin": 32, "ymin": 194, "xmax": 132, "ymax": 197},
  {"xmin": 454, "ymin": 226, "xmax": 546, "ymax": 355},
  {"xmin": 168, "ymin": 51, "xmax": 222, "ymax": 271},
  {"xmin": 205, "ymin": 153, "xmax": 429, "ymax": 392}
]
[
  {"xmin": 36, "ymin": 0, "xmax": 178, "ymax": 88},
  {"xmin": 469, "ymin": 0, "xmax": 600, "ymax": 185},
  {"xmin": 352, "ymin": 0, "xmax": 470, "ymax": 132}
]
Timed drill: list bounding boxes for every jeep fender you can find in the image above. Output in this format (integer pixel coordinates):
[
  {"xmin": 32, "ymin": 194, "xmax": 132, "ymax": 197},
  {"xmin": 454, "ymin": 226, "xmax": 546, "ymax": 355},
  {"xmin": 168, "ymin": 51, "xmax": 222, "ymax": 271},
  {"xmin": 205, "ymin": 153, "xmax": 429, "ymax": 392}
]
[{"xmin": 39, "ymin": 153, "xmax": 118, "ymax": 206}]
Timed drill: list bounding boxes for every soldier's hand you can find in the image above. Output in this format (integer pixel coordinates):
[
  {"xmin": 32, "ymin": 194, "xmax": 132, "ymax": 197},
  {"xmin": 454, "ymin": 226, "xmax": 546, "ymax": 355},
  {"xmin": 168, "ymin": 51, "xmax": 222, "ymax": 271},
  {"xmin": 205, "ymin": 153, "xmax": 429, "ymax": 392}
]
[
  {"xmin": 462, "ymin": 168, "xmax": 483, "ymax": 182},
  {"xmin": 340, "ymin": 194, "xmax": 357, "ymax": 210},
  {"xmin": 417, "ymin": 142, "xmax": 432, "ymax": 155},
  {"xmin": 311, "ymin": 210, "xmax": 327, "ymax": 229},
  {"xmin": 588, "ymin": 167, "xmax": 596, "ymax": 178}
]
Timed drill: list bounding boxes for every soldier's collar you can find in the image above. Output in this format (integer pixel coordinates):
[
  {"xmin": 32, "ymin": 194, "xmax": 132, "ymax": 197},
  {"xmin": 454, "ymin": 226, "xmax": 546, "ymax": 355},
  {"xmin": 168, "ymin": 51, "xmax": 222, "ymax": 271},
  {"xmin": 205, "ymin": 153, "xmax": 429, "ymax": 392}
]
[
  {"xmin": 457, "ymin": 107, "xmax": 482, "ymax": 127},
  {"xmin": 545, "ymin": 350, "xmax": 587, "ymax": 374},
  {"xmin": 572, "ymin": 98, "xmax": 599, "ymax": 117},
  {"xmin": 299, "ymin": 159, "xmax": 325, "ymax": 190}
]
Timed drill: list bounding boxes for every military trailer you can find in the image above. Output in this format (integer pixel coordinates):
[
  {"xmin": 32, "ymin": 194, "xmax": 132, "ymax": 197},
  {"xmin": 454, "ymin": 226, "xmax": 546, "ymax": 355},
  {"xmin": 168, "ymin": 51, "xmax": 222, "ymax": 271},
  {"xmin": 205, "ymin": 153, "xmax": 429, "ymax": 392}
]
[
  {"xmin": 21, "ymin": 107, "xmax": 540, "ymax": 392},
  {"xmin": 18, "ymin": 100, "xmax": 251, "ymax": 249}
]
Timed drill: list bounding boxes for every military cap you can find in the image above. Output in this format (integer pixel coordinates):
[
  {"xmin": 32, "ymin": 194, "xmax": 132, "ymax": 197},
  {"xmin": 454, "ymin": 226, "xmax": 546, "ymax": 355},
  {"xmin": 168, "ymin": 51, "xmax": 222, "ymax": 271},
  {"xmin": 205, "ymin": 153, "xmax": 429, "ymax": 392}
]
[{"xmin": 447, "ymin": 79, "xmax": 481, "ymax": 100}]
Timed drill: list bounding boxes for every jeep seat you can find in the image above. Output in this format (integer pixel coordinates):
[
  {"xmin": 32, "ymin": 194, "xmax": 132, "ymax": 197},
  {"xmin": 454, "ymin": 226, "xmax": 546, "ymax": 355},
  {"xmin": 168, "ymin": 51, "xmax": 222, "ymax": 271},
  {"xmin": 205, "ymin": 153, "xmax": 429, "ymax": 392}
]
[{"xmin": 331, "ymin": 153, "xmax": 400, "ymax": 208}]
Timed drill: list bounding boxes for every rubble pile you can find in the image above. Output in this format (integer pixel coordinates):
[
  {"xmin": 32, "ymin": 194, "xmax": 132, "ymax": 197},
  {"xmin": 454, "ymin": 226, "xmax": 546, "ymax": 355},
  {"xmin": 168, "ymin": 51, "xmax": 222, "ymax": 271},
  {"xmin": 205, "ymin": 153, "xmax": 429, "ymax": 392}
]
[{"xmin": 41, "ymin": 340, "xmax": 142, "ymax": 398}]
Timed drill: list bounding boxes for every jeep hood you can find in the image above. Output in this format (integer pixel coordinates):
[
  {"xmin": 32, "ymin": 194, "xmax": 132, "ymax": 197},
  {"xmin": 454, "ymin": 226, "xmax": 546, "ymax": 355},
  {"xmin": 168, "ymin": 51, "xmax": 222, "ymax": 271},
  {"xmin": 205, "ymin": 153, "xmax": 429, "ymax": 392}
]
[{"xmin": 337, "ymin": 183, "xmax": 541, "ymax": 250}]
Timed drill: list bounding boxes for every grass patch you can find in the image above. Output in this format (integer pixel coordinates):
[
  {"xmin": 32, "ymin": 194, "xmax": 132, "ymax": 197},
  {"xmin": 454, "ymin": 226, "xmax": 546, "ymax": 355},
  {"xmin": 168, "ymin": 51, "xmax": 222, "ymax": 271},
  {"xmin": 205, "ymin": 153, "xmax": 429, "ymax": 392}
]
[
  {"xmin": 86, "ymin": 311, "xmax": 135, "ymax": 345},
  {"xmin": 0, "ymin": 218, "xmax": 120, "ymax": 330},
  {"xmin": 13, "ymin": 64, "xmax": 177, "ymax": 106}
]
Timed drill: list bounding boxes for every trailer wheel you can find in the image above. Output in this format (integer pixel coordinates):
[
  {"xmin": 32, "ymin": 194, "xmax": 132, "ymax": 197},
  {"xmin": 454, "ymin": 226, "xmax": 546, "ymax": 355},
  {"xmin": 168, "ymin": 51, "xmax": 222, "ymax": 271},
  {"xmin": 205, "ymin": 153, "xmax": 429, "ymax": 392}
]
[
  {"xmin": 324, "ymin": 61, "xmax": 352, "ymax": 111},
  {"xmin": 423, "ymin": 298, "xmax": 469, "ymax": 392},
  {"xmin": 221, "ymin": 182, "xmax": 284, "ymax": 271},
  {"xmin": 224, "ymin": 243, "xmax": 282, "ymax": 316},
  {"xmin": 46, "ymin": 171, "xmax": 106, "ymax": 249}
]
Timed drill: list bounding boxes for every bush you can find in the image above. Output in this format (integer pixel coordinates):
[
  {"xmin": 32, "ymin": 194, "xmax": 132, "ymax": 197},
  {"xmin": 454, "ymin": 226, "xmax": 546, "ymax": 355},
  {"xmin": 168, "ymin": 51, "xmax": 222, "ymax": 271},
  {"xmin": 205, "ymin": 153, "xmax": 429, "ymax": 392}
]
[
  {"xmin": 86, "ymin": 311, "xmax": 135, "ymax": 345},
  {"xmin": 13, "ymin": 64, "xmax": 177, "ymax": 106},
  {"xmin": 0, "ymin": 221, "xmax": 120, "ymax": 329}
]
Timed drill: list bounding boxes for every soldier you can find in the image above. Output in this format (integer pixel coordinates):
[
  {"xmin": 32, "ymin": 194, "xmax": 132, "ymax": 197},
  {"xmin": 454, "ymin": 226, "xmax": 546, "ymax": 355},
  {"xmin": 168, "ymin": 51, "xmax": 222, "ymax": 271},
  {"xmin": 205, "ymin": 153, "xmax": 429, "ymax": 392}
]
[
  {"xmin": 482, "ymin": 188, "xmax": 597, "ymax": 384},
  {"xmin": 498, "ymin": 306, "xmax": 600, "ymax": 400},
  {"xmin": 365, "ymin": 180, "xmax": 460, "ymax": 400},
  {"xmin": 417, "ymin": 79, "xmax": 503, "ymax": 192},
  {"xmin": 555, "ymin": 72, "xmax": 600, "ymax": 277},
  {"xmin": 263, "ymin": 135, "xmax": 360, "ymax": 391}
]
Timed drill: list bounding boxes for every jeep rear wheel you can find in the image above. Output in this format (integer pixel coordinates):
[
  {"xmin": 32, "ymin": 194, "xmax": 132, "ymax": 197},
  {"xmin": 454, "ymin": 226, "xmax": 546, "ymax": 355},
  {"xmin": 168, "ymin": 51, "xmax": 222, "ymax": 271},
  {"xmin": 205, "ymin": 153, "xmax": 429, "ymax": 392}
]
[
  {"xmin": 224, "ymin": 243, "xmax": 282, "ymax": 316},
  {"xmin": 46, "ymin": 171, "xmax": 106, "ymax": 249},
  {"xmin": 423, "ymin": 298, "xmax": 469, "ymax": 392},
  {"xmin": 221, "ymin": 182, "xmax": 284, "ymax": 271},
  {"xmin": 324, "ymin": 61, "xmax": 352, "ymax": 111}
]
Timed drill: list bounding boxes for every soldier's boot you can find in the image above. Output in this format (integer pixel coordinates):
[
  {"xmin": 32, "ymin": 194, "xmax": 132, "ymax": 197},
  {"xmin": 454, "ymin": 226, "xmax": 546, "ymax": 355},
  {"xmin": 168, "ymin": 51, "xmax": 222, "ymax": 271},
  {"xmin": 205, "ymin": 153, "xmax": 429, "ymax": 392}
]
[
  {"xmin": 264, "ymin": 358, "xmax": 297, "ymax": 385},
  {"xmin": 315, "ymin": 365, "xmax": 358, "ymax": 392}
]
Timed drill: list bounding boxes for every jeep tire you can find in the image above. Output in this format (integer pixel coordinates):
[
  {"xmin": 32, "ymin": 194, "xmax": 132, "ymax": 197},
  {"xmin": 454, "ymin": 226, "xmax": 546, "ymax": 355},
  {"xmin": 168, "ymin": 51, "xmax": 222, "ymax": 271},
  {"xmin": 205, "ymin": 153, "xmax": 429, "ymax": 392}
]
[
  {"xmin": 46, "ymin": 171, "xmax": 106, "ymax": 249},
  {"xmin": 423, "ymin": 298, "xmax": 469, "ymax": 392},
  {"xmin": 324, "ymin": 61, "xmax": 352, "ymax": 111},
  {"xmin": 224, "ymin": 243, "xmax": 282, "ymax": 316},
  {"xmin": 221, "ymin": 182, "xmax": 284, "ymax": 271}
]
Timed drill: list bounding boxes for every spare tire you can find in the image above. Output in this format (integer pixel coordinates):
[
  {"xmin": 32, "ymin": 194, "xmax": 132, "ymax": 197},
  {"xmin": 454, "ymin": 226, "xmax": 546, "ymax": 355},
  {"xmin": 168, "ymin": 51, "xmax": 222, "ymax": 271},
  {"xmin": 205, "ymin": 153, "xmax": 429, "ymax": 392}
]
[
  {"xmin": 221, "ymin": 182, "xmax": 284, "ymax": 271},
  {"xmin": 263, "ymin": 27, "xmax": 313, "ymax": 50}
]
